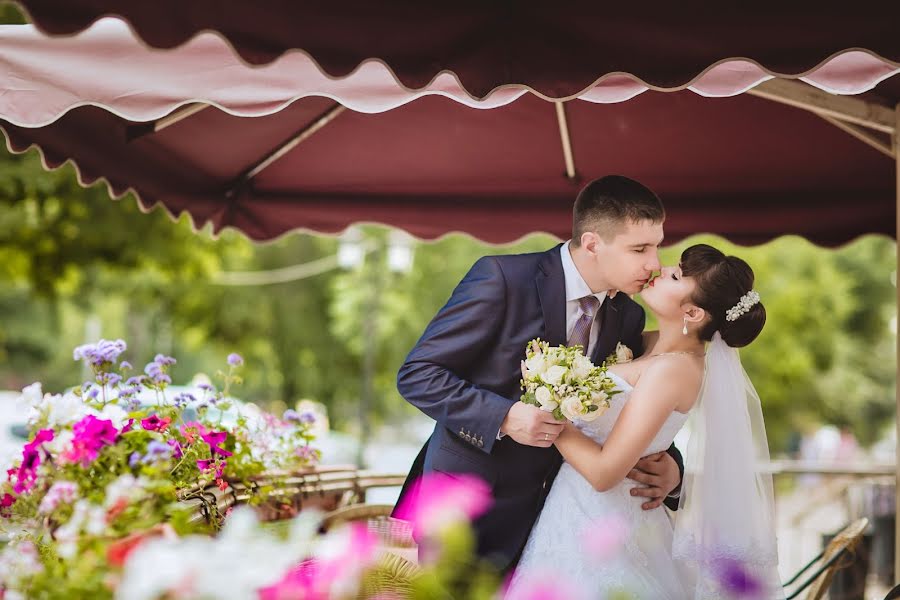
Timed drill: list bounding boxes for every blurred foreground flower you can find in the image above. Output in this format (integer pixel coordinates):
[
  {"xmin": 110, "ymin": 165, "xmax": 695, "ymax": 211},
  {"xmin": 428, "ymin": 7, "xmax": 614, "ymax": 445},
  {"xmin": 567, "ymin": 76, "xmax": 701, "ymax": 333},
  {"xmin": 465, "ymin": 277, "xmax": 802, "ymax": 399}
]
[
  {"xmin": 393, "ymin": 472, "xmax": 492, "ymax": 538},
  {"xmin": 580, "ymin": 514, "xmax": 630, "ymax": 561}
]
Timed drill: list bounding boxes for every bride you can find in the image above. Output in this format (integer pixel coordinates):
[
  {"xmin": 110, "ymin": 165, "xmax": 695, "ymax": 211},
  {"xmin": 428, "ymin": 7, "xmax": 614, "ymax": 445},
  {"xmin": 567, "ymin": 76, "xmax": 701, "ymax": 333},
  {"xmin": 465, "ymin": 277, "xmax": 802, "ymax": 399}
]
[{"xmin": 508, "ymin": 244, "xmax": 783, "ymax": 599}]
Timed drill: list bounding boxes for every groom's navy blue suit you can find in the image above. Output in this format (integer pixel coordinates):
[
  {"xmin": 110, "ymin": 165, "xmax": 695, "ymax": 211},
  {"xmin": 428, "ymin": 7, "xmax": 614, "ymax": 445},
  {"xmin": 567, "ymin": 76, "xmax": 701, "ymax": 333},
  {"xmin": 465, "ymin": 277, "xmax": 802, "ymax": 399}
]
[{"xmin": 394, "ymin": 245, "xmax": 684, "ymax": 571}]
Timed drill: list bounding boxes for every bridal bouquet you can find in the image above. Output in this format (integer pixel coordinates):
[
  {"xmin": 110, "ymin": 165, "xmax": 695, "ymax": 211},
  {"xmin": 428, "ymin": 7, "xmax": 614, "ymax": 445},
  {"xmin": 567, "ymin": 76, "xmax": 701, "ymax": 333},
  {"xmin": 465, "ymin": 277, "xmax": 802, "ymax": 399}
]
[{"xmin": 519, "ymin": 339, "xmax": 620, "ymax": 422}]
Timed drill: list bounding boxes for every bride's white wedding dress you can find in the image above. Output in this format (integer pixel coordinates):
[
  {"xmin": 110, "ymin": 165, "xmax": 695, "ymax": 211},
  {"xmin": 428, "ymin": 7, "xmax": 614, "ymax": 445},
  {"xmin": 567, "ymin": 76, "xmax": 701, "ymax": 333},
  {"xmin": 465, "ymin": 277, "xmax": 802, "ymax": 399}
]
[{"xmin": 509, "ymin": 370, "xmax": 692, "ymax": 599}]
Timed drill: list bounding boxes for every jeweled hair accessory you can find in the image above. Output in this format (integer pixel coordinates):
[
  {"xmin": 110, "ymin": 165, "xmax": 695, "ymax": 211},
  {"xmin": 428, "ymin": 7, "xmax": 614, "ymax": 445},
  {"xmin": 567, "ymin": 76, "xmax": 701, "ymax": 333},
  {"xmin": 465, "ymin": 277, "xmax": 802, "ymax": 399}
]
[{"xmin": 725, "ymin": 290, "xmax": 760, "ymax": 322}]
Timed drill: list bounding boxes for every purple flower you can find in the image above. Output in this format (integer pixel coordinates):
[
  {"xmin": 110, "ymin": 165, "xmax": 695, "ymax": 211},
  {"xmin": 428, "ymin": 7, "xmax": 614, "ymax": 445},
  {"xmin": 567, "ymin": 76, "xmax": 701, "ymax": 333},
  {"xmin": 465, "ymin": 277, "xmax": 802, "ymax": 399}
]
[
  {"xmin": 97, "ymin": 372, "xmax": 122, "ymax": 387},
  {"xmin": 197, "ymin": 383, "xmax": 214, "ymax": 393},
  {"xmin": 226, "ymin": 353, "xmax": 243, "ymax": 367},
  {"xmin": 118, "ymin": 386, "xmax": 141, "ymax": 399},
  {"xmin": 299, "ymin": 411, "xmax": 316, "ymax": 424},
  {"xmin": 174, "ymin": 393, "xmax": 196, "ymax": 408},
  {"xmin": 129, "ymin": 452, "xmax": 142, "ymax": 468},
  {"xmin": 153, "ymin": 354, "xmax": 176, "ymax": 366},
  {"xmin": 125, "ymin": 376, "xmax": 144, "ymax": 387},
  {"xmin": 283, "ymin": 409, "xmax": 300, "ymax": 423},
  {"xmin": 142, "ymin": 441, "xmax": 173, "ymax": 463},
  {"xmin": 715, "ymin": 558, "xmax": 764, "ymax": 598},
  {"xmin": 73, "ymin": 339, "xmax": 127, "ymax": 368},
  {"xmin": 119, "ymin": 361, "xmax": 133, "ymax": 371},
  {"xmin": 87, "ymin": 388, "xmax": 99, "ymax": 400}
]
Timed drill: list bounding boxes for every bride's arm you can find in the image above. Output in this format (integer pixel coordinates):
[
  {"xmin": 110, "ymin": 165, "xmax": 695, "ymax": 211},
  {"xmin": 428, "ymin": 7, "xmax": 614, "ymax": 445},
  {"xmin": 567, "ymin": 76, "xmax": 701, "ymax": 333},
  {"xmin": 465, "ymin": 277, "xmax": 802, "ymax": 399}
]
[{"xmin": 554, "ymin": 359, "xmax": 697, "ymax": 492}]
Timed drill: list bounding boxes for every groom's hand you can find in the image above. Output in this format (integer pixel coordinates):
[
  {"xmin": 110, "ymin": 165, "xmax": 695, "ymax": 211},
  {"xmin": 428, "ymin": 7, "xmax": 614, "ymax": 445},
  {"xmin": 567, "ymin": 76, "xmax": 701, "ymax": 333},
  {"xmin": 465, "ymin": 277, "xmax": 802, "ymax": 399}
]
[
  {"xmin": 627, "ymin": 451, "xmax": 681, "ymax": 510},
  {"xmin": 500, "ymin": 403, "xmax": 564, "ymax": 447}
]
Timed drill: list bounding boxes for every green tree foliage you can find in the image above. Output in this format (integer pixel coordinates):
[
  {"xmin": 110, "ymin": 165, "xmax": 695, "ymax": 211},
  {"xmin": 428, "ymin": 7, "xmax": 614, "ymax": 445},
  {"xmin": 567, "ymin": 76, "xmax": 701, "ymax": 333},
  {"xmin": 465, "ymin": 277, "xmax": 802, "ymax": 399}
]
[{"xmin": 0, "ymin": 148, "xmax": 894, "ymax": 451}]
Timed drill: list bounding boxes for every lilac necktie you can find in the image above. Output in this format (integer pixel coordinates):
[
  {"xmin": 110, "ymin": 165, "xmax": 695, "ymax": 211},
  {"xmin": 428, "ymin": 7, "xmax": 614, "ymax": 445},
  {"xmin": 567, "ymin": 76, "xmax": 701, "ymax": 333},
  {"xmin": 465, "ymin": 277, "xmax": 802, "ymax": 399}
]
[{"xmin": 568, "ymin": 295, "xmax": 600, "ymax": 356}]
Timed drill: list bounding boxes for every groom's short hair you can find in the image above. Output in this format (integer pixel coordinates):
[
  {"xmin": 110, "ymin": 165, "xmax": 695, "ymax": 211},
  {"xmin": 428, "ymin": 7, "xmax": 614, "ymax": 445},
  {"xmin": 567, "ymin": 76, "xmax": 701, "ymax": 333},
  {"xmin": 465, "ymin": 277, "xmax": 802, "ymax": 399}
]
[{"xmin": 571, "ymin": 175, "xmax": 665, "ymax": 245}]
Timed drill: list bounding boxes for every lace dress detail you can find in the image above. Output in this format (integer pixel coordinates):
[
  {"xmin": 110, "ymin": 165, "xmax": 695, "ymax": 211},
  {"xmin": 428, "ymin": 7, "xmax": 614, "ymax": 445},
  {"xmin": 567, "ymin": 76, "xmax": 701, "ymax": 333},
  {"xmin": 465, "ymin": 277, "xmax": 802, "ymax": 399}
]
[{"xmin": 508, "ymin": 371, "xmax": 692, "ymax": 599}]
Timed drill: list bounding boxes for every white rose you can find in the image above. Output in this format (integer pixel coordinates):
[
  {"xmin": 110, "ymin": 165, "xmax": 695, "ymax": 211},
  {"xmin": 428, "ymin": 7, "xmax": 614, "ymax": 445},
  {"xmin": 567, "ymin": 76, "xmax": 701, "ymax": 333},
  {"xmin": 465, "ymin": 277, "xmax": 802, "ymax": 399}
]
[
  {"xmin": 591, "ymin": 390, "xmax": 609, "ymax": 406},
  {"xmin": 542, "ymin": 365, "xmax": 568, "ymax": 386},
  {"xmin": 615, "ymin": 343, "xmax": 634, "ymax": 364},
  {"xmin": 524, "ymin": 354, "xmax": 547, "ymax": 377},
  {"xmin": 578, "ymin": 404, "xmax": 608, "ymax": 422},
  {"xmin": 571, "ymin": 354, "xmax": 594, "ymax": 379},
  {"xmin": 560, "ymin": 396, "xmax": 585, "ymax": 421},
  {"xmin": 534, "ymin": 387, "xmax": 558, "ymax": 412}
]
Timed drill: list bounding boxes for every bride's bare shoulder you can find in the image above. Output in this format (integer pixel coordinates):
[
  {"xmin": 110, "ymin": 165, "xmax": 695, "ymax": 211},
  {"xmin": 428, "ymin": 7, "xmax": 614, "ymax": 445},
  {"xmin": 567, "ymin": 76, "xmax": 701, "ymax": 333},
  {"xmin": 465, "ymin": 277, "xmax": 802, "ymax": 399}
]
[{"xmin": 637, "ymin": 354, "xmax": 705, "ymax": 411}]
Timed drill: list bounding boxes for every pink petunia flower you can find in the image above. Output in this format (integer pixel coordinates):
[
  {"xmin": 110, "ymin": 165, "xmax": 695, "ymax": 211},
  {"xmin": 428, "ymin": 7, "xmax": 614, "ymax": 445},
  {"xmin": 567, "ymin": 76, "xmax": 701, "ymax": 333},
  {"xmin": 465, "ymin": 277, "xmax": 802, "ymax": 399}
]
[
  {"xmin": 179, "ymin": 421, "xmax": 208, "ymax": 445},
  {"xmin": 140, "ymin": 415, "xmax": 172, "ymax": 433},
  {"xmin": 393, "ymin": 472, "xmax": 492, "ymax": 538},
  {"xmin": 0, "ymin": 492, "xmax": 16, "ymax": 517},
  {"xmin": 167, "ymin": 439, "xmax": 183, "ymax": 459},
  {"xmin": 258, "ymin": 523, "xmax": 378, "ymax": 600},
  {"xmin": 580, "ymin": 514, "xmax": 631, "ymax": 561},
  {"xmin": 200, "ymin": 430, "xmax": 233, "ymax": 458},
  {"xmin": 61, "ymin": 415, "xmax": 117, "ymax": 467},
  {"xmin": 10, "ymin": 428, "xmax": 54, "ymax": 493}
]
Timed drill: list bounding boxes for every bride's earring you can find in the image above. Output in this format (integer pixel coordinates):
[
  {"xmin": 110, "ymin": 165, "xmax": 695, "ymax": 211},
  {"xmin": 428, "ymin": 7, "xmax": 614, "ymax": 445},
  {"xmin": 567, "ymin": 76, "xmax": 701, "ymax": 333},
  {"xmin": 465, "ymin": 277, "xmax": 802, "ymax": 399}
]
[{"xmin": 682, "ymin": 317, "xmax": 688, "ymax": 335}]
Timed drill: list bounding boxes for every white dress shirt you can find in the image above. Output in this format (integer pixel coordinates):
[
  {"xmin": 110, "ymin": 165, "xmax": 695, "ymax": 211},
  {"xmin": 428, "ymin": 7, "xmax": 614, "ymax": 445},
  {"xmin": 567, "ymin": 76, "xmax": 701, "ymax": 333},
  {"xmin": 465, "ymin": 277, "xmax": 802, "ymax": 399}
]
[{"xmin": 560, "ymin": 241, "xmax": 607, "ymax": 358}]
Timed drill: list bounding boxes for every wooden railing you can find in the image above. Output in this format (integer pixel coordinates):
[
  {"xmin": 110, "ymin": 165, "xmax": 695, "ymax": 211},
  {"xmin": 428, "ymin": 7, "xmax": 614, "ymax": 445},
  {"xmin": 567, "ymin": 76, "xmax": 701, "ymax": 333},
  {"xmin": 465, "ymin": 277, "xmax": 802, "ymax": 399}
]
[{"xmin": 181, "ymin": 464, "xmax": 406, "ymax": 525}]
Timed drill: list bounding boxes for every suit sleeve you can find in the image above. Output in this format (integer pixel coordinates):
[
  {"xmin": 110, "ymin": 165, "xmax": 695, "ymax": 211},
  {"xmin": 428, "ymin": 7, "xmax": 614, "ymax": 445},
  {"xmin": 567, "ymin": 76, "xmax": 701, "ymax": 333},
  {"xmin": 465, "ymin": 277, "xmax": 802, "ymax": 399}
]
[
  {"xmin": 622, "ymin": 304, "xmax": 684, "ymax": 511},
  {"xmin": 396, "ymin": 256, "xmax": 512, "ymax": 454}
]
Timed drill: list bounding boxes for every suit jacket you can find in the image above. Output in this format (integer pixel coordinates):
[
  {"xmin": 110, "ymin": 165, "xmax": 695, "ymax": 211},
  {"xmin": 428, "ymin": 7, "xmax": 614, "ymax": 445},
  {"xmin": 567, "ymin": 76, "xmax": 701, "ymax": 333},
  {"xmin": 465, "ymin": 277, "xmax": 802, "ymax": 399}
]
[{"xmin": 394, "ymin": 245, "xmax": 684, "ymax": 571}]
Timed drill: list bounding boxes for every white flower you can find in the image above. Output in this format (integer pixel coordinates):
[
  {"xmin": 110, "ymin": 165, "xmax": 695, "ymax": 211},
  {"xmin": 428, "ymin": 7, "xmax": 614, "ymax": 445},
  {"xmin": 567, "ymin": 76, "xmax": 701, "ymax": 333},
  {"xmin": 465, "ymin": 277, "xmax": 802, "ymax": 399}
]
[
  {"xmin": 524, "ymin": 354, "xmax": 548, "ymax": 377},
  {"xmin": 542, "ymin": 365, "xmax": 568, "ymax": 386},
  {"xmin": 578, "ymin": 404, "xmax": 608, "ymax": 422},
  {"xmin": 46, "ymin": 429, "xmax": 73, "ymax": 456},
  {"xmin": 591, "ymin": 390, "xmax": 609, "ymax": 406},
  {"xmin": 560, "ymin": 396, "xmax": 585, "ymax": 421},
  {"xmin": 615, "ymin": 343, "xmax": 634, "ymax": 363},
  {"xmin": 55, "ymin": 500, "xmax": 107, "ymax": 558},
  {"xmin": 19, "ymin": 383, "xmax": 43, "ymax": 408},
  {"xmin": 46, "ymin": 392, "xmax": 89, "ymax": 428},
  {"xmin": 571, "ymin": 354, "xmax": 594, "ymax": 379},
  {"xmin": 104, "ymin": 474, "xmax": 147, "ymax": 509},
  {"xmin": 116, "ymin": 507, "xmax": 319, "ymax": 600},
  {"xmin": 92, "ymin": 403, "xmax": 129, "ymax": 429},
  {"xmin": 534, "ymin": 387, "xmax": 558, "ymax": 412},
  {"xmin": 38, "ymin": 481, "xmax": 79, "ymax": 514}
]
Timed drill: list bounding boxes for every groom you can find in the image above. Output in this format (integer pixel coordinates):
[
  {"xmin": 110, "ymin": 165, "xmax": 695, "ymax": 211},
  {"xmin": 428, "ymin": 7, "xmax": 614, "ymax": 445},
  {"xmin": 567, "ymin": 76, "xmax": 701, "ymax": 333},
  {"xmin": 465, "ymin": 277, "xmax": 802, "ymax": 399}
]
[{"xmin": 394, "ymin": 175, "xmax": 684, "ymax": 572}]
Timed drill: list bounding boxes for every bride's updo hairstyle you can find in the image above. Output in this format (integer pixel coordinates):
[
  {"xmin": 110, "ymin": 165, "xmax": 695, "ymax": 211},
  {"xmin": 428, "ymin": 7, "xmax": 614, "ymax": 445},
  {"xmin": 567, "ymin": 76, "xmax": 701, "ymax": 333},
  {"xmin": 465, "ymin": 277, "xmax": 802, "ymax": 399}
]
[{"xmin": 680, "ymin": 244, "xmax": 765, "ymax": 347}]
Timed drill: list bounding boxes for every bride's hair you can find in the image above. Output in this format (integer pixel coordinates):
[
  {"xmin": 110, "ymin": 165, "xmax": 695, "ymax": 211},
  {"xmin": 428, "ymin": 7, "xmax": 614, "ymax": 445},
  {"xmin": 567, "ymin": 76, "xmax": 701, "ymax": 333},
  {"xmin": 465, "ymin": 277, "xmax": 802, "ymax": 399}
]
[{"xmin": 680, "ymin": 244, "xmax": 765, "ymax": 347}]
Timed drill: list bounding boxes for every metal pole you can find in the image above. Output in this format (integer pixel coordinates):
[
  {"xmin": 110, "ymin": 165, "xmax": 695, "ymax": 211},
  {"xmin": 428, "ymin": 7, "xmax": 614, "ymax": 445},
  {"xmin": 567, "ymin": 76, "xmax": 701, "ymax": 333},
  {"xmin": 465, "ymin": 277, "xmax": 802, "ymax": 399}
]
[
  {"xmin": 357, "ymin": 241, "xmax": 383, "ymax": 470},
  {"xmin": 894, "ymin": 101, "xmax": 899, "ymax": 585}
]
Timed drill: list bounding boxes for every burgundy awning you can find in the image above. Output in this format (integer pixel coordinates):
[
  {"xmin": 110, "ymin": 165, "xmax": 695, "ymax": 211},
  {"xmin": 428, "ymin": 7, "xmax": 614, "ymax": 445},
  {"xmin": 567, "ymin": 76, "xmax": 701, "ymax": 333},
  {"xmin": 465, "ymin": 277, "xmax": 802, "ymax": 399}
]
[
  {"xmin": 13, "ymin": 1, "xmax": 900, "ymax": 99},
  {"xmin": 0, "ymin": 19, "xmax": 897, "ymax": 245}
]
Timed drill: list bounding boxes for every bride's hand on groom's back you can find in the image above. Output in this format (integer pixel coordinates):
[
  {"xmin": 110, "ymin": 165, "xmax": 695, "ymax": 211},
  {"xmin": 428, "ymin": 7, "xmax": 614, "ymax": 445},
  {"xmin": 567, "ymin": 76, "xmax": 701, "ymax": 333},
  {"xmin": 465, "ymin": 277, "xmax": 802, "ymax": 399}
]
[
  {"xmin": 627, "ymin": 451, "xmax": 681, "ymax": 510},
  {"xmin": 500, "ymin": 403, "xmax": 564, "ymax": 448}
]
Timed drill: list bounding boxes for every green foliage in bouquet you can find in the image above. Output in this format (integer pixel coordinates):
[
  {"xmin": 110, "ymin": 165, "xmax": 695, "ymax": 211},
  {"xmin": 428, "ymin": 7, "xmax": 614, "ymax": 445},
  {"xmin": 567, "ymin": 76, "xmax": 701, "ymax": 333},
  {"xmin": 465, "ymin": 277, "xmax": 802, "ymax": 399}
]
[{"xmin": 519, "ymin": 339, "xmax": 621, "ymax": 422}]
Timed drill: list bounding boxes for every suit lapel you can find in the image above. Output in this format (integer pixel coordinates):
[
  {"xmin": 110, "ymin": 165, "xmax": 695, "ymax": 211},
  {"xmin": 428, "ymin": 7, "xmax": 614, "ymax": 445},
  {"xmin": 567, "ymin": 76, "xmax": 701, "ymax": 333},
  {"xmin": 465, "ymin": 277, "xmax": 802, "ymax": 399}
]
[
  {"xmin": 592, "ymin": 296, "xmax": 622, "ymax": 365},
  {"xmin": 536, "ymin": 245, "xmax": 567, "ymax": 347}
]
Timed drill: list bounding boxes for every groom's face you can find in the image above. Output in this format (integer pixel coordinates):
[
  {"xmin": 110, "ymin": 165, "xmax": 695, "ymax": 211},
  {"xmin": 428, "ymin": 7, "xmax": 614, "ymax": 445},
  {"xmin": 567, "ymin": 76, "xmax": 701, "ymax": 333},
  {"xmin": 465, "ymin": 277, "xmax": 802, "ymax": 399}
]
[{"xmin": 588, "ymin": 219, "xmax": 664, "ymax": 295}]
